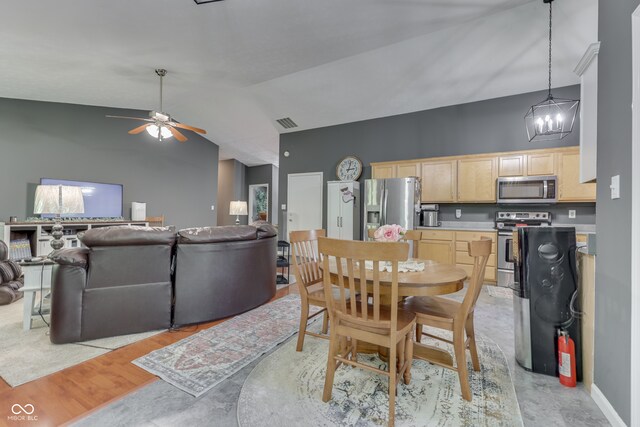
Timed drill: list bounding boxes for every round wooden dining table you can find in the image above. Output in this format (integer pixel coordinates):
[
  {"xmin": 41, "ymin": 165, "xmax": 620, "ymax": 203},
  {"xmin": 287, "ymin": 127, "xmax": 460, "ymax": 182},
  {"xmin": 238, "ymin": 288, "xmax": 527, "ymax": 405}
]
[{"xmin": 321, "ymin": 258, "xmax": 468, "ymax": 370}]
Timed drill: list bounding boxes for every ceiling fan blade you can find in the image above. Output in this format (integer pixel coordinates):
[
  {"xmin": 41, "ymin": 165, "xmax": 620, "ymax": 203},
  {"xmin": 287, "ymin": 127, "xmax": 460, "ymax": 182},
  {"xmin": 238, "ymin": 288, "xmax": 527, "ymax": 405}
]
[
  {"xmin": 168, "ymin": 126, "xmax": 188, "ymax": 142},
  {"xmin": 106, "ymin": 115, "xmax": 154, "ymax": 122},
  {"xmin": 128, "ymin": 124, "xmax": 150, "ymax": 135},
  {"xmin": 172, "ymin": 122, "xmax": 207, "ymax": 134}
]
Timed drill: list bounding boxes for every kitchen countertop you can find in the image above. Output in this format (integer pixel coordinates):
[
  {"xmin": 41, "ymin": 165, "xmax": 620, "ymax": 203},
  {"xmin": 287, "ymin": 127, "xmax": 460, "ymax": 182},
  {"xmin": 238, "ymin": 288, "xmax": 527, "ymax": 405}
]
[{"xmin": 417, "ymin": 221, "xmax": 596, "ymax": 234}]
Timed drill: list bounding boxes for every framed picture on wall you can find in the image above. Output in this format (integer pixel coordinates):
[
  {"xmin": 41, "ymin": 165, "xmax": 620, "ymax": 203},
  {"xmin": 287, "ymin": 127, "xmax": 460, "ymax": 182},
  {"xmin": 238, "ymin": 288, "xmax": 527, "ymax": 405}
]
[{"xmin": 248, "ymin": 184, "xmax": 269, "ymax": 222}]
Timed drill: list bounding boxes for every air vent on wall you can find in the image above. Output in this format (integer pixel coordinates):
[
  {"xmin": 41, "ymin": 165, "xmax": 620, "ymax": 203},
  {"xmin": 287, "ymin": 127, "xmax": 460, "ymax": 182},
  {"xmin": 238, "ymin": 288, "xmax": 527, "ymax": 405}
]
[
  {"xmin": 193, "ymin": 0, "xmax": 224, "ymax": 4},
  {"xmin": 276, "ymin": 117, "xmax": 298, "ymax": 129}
]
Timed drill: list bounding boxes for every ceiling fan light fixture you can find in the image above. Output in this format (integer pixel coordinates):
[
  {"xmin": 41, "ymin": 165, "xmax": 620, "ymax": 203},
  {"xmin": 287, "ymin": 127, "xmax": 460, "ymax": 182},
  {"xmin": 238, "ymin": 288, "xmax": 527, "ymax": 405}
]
[{"xmin": 146, "ymin": 124, "xmax": 173, "ymax": 140}]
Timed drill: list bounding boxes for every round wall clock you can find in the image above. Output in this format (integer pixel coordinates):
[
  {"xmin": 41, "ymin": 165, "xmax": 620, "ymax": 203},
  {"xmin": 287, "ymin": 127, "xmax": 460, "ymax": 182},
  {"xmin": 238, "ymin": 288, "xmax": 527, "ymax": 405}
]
[{"xmin": 336, "ymin": 156, "xmax": 363, "ymax": 181}]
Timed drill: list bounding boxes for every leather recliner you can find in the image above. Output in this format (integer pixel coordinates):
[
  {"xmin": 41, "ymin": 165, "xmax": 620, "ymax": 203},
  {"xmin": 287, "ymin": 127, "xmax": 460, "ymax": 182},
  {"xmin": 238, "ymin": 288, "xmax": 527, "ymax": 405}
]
[
  {"xmin": 49, "ymin": 226, "xmax": 175, "ymax": 344},
  {"xmin": 173, "ymin": 222, "xmax": 277, "ymax": 325},
  {"xmin": 0, "ymin": 240, "xmax": 24, "ymax": 305}
]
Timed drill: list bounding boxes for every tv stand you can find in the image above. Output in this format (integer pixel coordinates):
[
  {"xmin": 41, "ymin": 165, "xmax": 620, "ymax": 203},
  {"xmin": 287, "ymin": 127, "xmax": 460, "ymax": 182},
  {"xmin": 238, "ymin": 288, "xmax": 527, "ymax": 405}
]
[{"xmin": 0, "ymin": 220, "xmax": 149, "ymax": 258}]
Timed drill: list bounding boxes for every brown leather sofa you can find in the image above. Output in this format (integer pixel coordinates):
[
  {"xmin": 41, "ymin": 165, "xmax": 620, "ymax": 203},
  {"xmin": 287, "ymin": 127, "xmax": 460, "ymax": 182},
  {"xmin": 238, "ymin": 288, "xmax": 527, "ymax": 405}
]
[
  {"xmin": 0, "ymin": 240, "xmax": 24, "ymax": 305},
  {"xmin": 49, "ymin": 222, "xmax": 277, "ymax": 343},
  {"xmin": 173, "ymin": 223, "xmax": 277, "ymax": 326},
  {"xmin": 49, "ymin": 226, "xmax": 176, "ymax": 344}
]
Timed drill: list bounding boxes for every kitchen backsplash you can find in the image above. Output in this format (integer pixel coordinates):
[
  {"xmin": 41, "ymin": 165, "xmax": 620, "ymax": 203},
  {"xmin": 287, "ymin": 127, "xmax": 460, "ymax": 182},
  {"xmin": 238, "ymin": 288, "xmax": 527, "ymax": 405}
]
[{"xmin": 436, "ymin": 203, "xmax": 596, "ymax": 224}]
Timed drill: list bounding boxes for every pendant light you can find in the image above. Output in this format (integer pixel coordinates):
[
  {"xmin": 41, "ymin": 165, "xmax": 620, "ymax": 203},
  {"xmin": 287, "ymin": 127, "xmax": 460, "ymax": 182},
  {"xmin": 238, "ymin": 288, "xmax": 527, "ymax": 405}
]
[{"xmin": 524, "ymin": 0, "xmax": 579, "ymax": 142}]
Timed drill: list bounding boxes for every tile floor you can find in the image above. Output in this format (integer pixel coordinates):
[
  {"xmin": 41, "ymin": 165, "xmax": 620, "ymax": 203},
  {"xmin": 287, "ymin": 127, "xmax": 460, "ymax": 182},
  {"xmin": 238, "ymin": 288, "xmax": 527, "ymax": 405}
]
[{"xmin": 73, "ymin": 286, "xmax": 610, "ymax": 427}]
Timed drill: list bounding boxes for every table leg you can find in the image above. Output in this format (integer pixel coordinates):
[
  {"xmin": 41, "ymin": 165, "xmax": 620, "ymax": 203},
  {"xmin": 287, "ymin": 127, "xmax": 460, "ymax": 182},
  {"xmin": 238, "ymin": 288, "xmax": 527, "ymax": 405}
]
[{"xmin": 23, "ymin": 291, "xmax": 36, "ymax": 331}]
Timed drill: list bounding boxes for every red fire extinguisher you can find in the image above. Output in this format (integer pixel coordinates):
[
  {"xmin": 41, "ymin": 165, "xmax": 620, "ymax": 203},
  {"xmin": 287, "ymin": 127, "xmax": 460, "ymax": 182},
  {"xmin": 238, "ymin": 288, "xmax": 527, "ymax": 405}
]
[{"xmin": 558, "ymin": 330, "xmax": 576, "ymax": 387}]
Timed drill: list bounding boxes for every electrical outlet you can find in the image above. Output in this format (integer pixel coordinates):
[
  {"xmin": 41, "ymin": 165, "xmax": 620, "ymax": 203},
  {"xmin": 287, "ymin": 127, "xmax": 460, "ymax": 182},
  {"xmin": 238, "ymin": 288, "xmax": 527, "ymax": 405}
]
[
  {"xmin": 568, "ymin": 210, "xmax": 576, "ymax": 219},
  {"xmin": 455, "ymin": 209, "xmax": 462, "ymax": 219},
  {"xmin": 610, "ymin": 175, "xmax": 620, "ymax": 199}
]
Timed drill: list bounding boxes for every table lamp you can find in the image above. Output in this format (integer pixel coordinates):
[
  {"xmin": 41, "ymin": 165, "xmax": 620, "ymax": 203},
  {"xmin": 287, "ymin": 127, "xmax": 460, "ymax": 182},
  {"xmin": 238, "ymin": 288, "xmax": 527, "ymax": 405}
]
[
  {"xmin": 34, "ymin": 185, "xmax": 85, "ymax": 250},
  {"xmin": 229, "ymin": 201, "xmax": 248, "ymax": 225}
]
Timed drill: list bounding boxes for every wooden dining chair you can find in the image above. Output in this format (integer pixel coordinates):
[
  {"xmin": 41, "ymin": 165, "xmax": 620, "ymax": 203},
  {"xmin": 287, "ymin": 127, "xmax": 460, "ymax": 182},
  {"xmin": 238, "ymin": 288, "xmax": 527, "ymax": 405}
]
[
  {"xmin": 146, "ymin": 215, "xmax": 165, "ymax": 227},
  {"xmin": 318, "ymin": 237, "xmax": 415, "ymax": 427},
  {"xmin": 367, "ymin": 229, "xmax": 421, "ymax": 258},
  {"xmin": 290, "ymin": 230, "xmax": 330, "ymax": 352},
  {"xmin": 400, "ymin": 237, "xmax": 491, "ymax": 401}
]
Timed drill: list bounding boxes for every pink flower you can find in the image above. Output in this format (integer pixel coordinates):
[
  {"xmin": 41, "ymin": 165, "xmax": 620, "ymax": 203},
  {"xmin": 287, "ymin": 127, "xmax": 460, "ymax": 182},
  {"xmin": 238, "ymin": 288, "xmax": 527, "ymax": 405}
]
[{"xmin": 373, "ymin": 224, "xmax": 406, "ymax": 242}]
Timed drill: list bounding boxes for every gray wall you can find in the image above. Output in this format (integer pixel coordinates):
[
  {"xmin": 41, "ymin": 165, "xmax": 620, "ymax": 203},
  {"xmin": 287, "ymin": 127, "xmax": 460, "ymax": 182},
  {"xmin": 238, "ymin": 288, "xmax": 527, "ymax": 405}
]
[
  {"xmin": 279, "ymin": 85, "xmax": 587, "ymax": 238},
  {"xmin": 0, "ymin": 97, "xmax": 219, "ymax": 230},
  {"xmin": 594, "ymin": 1, "xmax": 639, "ymax": 424},
  {"xmin": 246, "ymin": 164, "xmax": 279, "ymax": 225},
  {"xmin": 217, "ymin": 159, "xmax": 247, "ymax": 225}
]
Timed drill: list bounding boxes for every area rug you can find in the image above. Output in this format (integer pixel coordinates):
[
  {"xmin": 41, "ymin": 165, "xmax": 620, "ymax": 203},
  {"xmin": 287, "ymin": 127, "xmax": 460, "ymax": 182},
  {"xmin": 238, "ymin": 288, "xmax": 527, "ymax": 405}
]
[
  {"xmin": 486, "ymin": 285, "xmax": 514, "ymax": 299},
  {"xmin": 237, "ymin": 334, "xmax": 523, "ymax": 427},
  {"xmin": 133, "ymin": 294, "xmax": 321, "ymax": 397},
  {"xmin": 0, "ymin": 301, "xmax": 163, "ymax": 387}
]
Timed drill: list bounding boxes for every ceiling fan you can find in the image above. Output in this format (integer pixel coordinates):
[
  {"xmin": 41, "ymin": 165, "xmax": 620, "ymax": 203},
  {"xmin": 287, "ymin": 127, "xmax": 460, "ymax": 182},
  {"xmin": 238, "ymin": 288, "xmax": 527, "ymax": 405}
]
[{"xmin": 107, "ymin": 69, "xmax": 206, "ymax": 143}]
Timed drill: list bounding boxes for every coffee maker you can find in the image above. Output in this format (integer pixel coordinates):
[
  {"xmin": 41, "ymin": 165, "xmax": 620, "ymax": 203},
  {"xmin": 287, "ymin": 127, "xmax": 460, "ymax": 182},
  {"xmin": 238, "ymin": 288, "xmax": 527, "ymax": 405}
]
[{"xmin": 420, "ymin": 204, "xmax": 440, "ymax": 227}]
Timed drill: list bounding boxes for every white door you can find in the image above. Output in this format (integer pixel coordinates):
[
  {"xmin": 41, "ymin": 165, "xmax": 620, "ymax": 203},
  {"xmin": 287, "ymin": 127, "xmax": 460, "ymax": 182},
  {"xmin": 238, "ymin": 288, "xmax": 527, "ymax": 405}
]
[{"xmin": 287, "ymin": 172, "xmax": 323, "ymax": 239}]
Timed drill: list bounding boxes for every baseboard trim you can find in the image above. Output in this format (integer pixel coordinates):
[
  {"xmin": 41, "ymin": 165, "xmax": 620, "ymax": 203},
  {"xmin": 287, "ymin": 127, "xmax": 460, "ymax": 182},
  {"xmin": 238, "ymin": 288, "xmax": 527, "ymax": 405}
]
[{"xmin": 591, "ymin": 384, "xmax": 627, "ymax": 427}]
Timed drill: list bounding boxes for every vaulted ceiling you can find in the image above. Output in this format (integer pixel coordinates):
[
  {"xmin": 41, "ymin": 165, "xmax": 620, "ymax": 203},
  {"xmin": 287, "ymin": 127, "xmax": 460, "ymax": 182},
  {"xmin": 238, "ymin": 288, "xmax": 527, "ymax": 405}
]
[{"xmin": 0, "ymin": 0, "xmax": 597, "ymax": 166}]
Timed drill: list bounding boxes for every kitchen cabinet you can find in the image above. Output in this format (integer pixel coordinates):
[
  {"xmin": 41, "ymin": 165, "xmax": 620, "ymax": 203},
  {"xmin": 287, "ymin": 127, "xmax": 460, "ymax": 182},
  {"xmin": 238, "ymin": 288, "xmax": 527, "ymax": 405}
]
[
  {"xmin": 372, "ymin": 162, "xmax": 420, "ymax": 179},
  {"xmin": 421, "ymin": 160, "xmax": 457, "ymax": 203},
  {"xmin": 418, "ymin": 240, "xmax": 455, "ymax": 265},
  {"xmin": 327, "ymin": 181, "xmax": 360, "ymax": 240},
  {"xmin": 498, "ymin": 155, "xmax": 526, "ymax": 177},
  {"xmin": 371, "ymin": 164, "xmax": 395, "ymax": 179},
  {"xmin": 527, "ymin": 152, "xmax": 555, "ymax": 176},
  {"xmin": 455, "ymin": 231, "xmax": 497, "ymax": 282},
  {"xmin": 557, "ymin": 152, "xmax": 597, "ymax": 202},
  {"xmin": 396, "ymin": 162, "xmax": 420, "ymax": 178},
  {"xmin": 457, "ymin": 157, "xmax": 497, "ymax": 202}
]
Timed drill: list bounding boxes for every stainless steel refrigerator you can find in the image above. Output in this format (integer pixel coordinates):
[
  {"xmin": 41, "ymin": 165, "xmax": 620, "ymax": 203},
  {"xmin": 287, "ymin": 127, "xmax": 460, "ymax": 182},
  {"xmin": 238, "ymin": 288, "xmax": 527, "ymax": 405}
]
[{"xmin": 363, "ymin": 177, "xmax": 421, "ymax": 240}]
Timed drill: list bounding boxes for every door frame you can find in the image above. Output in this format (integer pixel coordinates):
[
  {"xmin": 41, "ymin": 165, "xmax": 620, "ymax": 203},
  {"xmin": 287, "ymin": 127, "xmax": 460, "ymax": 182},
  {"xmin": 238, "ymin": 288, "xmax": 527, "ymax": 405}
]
[{"xmin": 631, "ymin": 6, "xmax": 640, "ymax": 426}]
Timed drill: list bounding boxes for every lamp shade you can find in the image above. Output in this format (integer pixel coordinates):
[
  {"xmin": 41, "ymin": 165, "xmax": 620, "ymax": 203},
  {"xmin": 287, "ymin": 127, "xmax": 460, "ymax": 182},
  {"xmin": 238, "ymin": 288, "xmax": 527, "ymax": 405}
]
[
  {"xmin": 229, "ymin": 201, "xmax": 248, "ymax": 216},
  {"xmin": 34, "ymin": 185, "xmax": 85, "ymax": 215}
]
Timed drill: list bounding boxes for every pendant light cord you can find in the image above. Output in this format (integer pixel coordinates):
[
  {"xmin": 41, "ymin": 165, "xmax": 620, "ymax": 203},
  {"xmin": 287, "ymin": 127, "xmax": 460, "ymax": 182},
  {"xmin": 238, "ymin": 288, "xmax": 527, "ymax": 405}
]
[{"xmin": 547, "ymin": 0, "xmax": 553, "ymax": 99}]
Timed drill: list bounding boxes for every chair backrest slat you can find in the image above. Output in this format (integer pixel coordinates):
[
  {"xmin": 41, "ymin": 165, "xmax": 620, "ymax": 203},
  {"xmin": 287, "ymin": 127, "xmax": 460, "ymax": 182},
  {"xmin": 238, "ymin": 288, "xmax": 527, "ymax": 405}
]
[
  {"xmin": 318, "ymin": 237, "xmax": 409, "ymax": 334},
  {"xmin": 459, "ymin": 237, "xmax": 492, "ymax": 319},
  {"xmin": 290, "ymin": 230, "xmax": 326, "ymax": 297}
]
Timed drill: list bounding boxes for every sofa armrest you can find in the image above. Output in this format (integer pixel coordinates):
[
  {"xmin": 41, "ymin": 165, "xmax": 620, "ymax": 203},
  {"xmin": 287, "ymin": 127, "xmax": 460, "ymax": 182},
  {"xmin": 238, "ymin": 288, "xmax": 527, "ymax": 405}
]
[
  {"xmin": 49, "ymin": 262, "xmax": 88, "ymax": 344},
  {"xmin": 50, "ymin": 248, "xmax": 90, "ymax": 268}
]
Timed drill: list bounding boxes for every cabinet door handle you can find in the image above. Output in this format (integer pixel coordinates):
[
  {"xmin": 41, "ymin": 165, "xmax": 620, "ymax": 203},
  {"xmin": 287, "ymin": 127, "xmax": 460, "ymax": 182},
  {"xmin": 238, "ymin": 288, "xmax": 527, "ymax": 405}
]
[{"xmin": 337, "ymin": 217, "xmax": 340, "ymax": 227}]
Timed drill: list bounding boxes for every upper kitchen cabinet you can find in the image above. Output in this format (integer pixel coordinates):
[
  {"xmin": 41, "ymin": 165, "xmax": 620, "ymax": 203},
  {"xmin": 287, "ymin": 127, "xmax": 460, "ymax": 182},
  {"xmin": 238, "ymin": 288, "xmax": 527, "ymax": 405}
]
[
  {"xmin": 498, "ymin": 155, "xmax": 526, "ymax": 177},
  {"xmin": 396, "ymin": 162, "xmax": 420, "ymax": 178},
  {"xmin": 457, "ymin": 157, "xmax": 497, "ymax": 202},
  {"xmin": 526, "ymin": 152, "xmax": 556, "ymax": 176},
  {"xmin": 557, "ymin": 152, "xmax": 597, "ymax": 201},
  {"xmin": 421, "ymin": 160, "xmax": 457, "ymax": 203},
  {"xmin": 371, "ymin": 164, "xmax": 396, "ymax": 179},
  {"xmin": 371, "ymin": 161, "xmax": 420, "ymax": 179}
]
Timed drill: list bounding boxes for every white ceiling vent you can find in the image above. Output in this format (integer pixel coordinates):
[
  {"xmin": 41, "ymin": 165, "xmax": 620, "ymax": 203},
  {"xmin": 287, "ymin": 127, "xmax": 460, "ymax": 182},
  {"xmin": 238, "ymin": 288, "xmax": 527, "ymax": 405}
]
[{"xmin": 276, "ymin": 117, "xmax": 298, "ymax": 129}]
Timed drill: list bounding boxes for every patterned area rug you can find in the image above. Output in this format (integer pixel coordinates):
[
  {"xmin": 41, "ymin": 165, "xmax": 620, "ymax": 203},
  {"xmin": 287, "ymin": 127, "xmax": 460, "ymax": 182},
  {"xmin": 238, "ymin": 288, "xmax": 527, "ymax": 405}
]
[
  {"xmin": 133, "ymin": 294, "xmax": 320, "ymax": 397},
  {"xmin": 237, "ymin": 334, "xmax": 523, "ymax": 427}
]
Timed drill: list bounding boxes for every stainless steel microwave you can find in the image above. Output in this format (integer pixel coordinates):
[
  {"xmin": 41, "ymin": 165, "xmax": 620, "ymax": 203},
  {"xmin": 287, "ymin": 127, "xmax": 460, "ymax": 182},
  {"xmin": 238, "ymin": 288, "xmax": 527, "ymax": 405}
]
[{"xmin": 496, "ymin": 176, "xmax": 557, "ymax": 204}]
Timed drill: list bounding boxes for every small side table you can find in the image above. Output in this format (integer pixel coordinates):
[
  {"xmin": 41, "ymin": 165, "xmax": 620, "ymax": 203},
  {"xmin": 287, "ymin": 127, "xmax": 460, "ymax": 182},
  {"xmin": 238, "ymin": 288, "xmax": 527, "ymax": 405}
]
[{"xmin": 19, "ymin": 260, "xmax": 54, "ymax": 331}]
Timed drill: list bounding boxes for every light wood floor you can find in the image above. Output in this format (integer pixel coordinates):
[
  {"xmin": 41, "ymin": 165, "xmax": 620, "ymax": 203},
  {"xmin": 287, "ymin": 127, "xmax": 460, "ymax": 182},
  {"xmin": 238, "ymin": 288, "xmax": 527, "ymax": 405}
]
[{"xmin": 0, "ymin": 286, "xmax": 291, "ymax": 427}]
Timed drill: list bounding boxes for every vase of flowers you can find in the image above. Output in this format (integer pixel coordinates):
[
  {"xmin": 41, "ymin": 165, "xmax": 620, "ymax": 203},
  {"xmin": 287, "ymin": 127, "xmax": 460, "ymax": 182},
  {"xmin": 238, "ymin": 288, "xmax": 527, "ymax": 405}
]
[{"xmin": 373, "ymin": 224, "xmax": 406, "ymax": 242}]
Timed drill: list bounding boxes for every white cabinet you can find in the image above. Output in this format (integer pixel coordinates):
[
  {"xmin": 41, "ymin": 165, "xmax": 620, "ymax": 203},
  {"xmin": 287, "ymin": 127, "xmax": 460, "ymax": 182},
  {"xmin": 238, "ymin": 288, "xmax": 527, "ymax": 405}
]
[
  {"xmin": 575, "ymin": 42, "xmax": 600, "ymax": 183},
  {"xmin": 327, "ymin": 181, "xmax": 360, "ymax": 240}
]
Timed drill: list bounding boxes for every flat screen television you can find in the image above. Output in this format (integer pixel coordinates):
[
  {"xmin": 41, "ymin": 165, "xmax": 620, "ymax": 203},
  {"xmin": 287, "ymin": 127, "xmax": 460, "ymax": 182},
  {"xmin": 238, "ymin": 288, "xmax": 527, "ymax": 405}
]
[{"xmin": 40, "ymin": 178, "xmax": 123, "ymax": 218}]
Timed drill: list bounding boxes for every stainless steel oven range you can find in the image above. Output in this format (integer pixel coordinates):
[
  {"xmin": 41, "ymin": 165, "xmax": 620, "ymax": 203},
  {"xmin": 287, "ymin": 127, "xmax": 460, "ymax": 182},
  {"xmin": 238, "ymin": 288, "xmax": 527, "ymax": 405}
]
[{"xmin": 495, "ymin": 211, "xmax": 552, "ymax": 288}]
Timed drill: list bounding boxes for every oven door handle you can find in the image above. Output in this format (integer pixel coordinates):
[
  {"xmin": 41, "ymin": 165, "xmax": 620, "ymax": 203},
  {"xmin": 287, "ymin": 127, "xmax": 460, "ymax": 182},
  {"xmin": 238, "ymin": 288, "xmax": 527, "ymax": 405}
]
[
  {"xmin": 505, "ymin": 238, "xmax": 514, "ymax": 263},
  {"xmin": 543, "ymin": 180, "xmax": 548, "ymax": 199}
]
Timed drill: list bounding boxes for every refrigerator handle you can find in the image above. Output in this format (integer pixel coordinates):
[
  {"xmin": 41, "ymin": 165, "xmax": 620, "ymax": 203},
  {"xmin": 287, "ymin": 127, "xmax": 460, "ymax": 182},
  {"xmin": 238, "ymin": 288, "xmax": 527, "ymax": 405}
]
[{"xmin": 382, "ymin": 189, "xmax": 388, "ymax": 225}]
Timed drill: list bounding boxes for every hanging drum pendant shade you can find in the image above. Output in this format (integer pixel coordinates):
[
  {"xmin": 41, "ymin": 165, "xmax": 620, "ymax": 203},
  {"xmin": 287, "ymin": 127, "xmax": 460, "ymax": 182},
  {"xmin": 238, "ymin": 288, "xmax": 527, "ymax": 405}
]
[{"xmin": 525, "ymin": 0, "xmax": 580, "ymax": 142}]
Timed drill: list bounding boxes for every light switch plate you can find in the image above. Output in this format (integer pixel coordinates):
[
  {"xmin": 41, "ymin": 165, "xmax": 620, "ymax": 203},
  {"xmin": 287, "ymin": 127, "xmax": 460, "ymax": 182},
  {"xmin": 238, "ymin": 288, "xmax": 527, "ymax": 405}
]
[
  {"xmin": 211, "ymin": 205, "xmax": 215, "ymax": 211},
  {"xmin": 455, "ymin": 209, "xmax": 462, "ymax": 219},
  {"xmin": 610, "ymin": 175, "xmax": 620, "ymax": 199},
  {"xmin": 281, "ymin": 204, "xmax": 287, "ymax": 210},
  {"xmin": 568, "ymin": 210, "xmax": 576, "ymax": 219}
]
